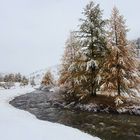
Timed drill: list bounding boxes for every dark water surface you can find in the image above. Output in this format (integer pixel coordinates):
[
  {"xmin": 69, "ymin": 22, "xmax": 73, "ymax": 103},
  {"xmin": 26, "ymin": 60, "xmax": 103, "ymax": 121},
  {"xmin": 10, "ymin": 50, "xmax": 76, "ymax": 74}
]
[{"xmin": 10, "ymin": 90, "xmax": 140, "ymax": 140}]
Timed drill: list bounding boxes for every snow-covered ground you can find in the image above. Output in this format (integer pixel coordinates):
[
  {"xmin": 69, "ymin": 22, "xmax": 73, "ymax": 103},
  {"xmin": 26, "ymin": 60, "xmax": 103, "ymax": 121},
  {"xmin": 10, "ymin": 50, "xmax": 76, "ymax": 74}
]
[{"xmin": 0, "ymin": 85, "xmax": 100, "ymax": 140}]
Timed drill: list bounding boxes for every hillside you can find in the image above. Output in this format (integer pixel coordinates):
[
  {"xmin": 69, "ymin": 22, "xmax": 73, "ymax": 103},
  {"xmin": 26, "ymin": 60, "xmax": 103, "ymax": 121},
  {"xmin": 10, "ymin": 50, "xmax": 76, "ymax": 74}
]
[{"xmin": 28, "ymin": 65, "xmax": 60, "ymax": 85}]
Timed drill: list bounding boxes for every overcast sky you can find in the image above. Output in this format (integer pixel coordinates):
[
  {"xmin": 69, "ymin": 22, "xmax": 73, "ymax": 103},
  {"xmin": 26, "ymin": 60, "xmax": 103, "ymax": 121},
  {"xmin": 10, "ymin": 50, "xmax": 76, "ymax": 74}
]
[{"xmin": 0, "ymin": 0, "xmax": 140, "ymax": 75}]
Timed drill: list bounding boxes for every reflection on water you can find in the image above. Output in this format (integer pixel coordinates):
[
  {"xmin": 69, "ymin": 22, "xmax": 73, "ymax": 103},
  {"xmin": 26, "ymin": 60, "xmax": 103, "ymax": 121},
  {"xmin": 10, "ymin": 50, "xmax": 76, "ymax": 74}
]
[{"xmin": 35, "ymin": 106, "xmax": 140, "ymax": 140}]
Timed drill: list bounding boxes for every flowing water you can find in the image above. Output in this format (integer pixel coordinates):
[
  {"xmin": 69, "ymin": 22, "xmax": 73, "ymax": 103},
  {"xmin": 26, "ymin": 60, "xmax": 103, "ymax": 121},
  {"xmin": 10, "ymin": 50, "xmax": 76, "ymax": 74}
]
[
  {"xmin": 10, "ymin": 90, "xmax": 140, "ymax": 140},
  {"xmin": 35, "ymin": 107, "xmax": 140, "ymax": 140}
]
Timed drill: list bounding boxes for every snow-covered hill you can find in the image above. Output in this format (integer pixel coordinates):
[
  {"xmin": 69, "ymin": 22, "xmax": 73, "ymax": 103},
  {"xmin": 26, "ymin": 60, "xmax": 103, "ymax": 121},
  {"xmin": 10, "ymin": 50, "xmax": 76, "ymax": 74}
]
[{"xmin": 28, "ymin": 65, "xmax": 60, "ymax": 85}]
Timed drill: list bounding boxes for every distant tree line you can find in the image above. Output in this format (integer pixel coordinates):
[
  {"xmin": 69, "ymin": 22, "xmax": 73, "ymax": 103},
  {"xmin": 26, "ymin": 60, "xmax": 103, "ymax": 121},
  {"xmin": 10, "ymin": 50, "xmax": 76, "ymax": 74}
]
[{"xmin": 0, "ymin": 73, "xmax": 29, "ymax": 86}]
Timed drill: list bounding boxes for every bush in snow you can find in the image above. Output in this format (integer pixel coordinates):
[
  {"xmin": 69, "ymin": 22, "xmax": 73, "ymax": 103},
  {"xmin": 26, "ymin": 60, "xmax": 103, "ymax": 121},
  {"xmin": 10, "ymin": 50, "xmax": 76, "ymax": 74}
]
[{"xmin": 0, "ymin": 82, "xmax": 15, "ymax": 89}]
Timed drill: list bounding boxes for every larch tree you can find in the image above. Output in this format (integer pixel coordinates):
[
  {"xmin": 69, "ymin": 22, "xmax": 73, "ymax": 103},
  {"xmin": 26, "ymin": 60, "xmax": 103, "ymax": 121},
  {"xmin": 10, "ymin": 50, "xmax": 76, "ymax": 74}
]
[
  {"xmin": 41, "ymin": 70, "xmax": 54, "ymax": 86},
  {"xmin": 59, "ymin": 32, "xmax": 81, "ymax": 100},
  {"xmin": 77, "ymin": 1, "xmax": 107, "ymax": 96},
  {"xmin": 101, "ymin": 7, "xmax": 140, "ymax": 96}
]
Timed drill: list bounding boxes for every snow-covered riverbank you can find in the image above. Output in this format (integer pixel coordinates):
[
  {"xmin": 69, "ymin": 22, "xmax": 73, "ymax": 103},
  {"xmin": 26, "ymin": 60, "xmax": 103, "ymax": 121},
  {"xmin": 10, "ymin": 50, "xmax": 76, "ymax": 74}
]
[{"xmin": 0, "ymin": 86, "xmax": 100, "ymax": 140}]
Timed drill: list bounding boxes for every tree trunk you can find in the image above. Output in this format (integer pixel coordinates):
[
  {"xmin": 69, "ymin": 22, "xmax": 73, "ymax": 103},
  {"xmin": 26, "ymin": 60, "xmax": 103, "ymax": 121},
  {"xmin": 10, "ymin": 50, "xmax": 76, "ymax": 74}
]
[
  {"xmin": 116, "ymin": 52, "xmax": 121, "ymax": 96},
  {"xmin": 91, "ymin": 72, "xmax": 97, "ymax": 96},
  {"xmin": 114, "ymin": 22, "xmax": 121, "ymax": 96},
  {"xmin": 117, "ymin": 79, "xmax": 121, "ymax": 95}
]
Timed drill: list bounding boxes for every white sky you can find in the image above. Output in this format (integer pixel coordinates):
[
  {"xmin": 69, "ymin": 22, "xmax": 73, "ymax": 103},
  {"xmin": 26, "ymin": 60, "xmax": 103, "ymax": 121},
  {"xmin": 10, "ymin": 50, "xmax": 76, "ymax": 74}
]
[{"xmin": 0, "ymin": 0, "xmax": 140, "ymax": 75}]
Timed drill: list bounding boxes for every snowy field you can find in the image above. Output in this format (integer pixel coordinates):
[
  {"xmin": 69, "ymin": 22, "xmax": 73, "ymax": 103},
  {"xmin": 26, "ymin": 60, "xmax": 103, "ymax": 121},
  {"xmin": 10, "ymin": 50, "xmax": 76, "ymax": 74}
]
[{"xmin": 0, "ymin": 85, "xmax": 100, "ymax": 140}]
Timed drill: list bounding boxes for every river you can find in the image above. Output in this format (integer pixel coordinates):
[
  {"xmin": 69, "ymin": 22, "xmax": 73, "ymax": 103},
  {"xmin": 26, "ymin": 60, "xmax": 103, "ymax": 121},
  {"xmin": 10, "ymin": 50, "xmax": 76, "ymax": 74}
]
[{"xmin": 10, "ymin": 90, "xmax": 140, "ymax": 140}]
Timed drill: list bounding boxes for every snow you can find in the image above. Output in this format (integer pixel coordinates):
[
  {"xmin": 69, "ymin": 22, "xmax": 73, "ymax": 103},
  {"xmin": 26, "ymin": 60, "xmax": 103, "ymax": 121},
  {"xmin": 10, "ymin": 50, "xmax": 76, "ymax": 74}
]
[
  {"xmin": 114, "ymin": 97, "xmax": 124, "ymax": 106},
  {"xmin": 86, "ymin": 59, "xmax": 98, "ymax": 71},
  {"xmin": 0, "ymin": 85, "xmax": 100, "ymax": 140},
  {"xmin": 81, "ymin": 47, "xmax": 88, "ymax": 51},
  {"xmin": 28, "ymin": 65, "xmax": 60, "ymax": 85},
  {"xmin": 68, "ymin": 63, "xmax": 77, "ymax": 72}
]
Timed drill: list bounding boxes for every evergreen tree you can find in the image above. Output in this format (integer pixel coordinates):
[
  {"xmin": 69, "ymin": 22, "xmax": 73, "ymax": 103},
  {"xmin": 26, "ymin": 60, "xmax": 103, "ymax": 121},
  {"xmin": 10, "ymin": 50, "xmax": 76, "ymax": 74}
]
[
  {"xmin": 76, "ymin": 1, "xmax": 107, "ymax": 96},
  {"xmin": 101, "ymin": 7, "xmax": 140, "ymax": 96}
]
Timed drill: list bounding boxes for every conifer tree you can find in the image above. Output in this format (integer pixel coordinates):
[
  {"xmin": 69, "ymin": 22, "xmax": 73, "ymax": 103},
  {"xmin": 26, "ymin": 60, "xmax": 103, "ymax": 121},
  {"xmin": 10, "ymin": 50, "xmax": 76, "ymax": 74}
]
[
  {"xmin": 21, "ymin": 76, "xmax": 29, "ymax": 86},
  {"xmin": 8, "ymin": 74, "xmax": 15, "ymax": 82},
  {"xmin": 15, "ymin": 73, "xmax": 22, "ymax": 82},
  {"xmin": 59, "ymin": 32, "xmax": 81, "ymax": 100},
  {"xmin": 101, "ymin": 7, "xmax": 140, "ymax": 96},
  {"xmin": 77, "ymin": 1, "xmax": 107, "ymax": 96},
  {"xmin": 42, "ymin": 70, "xmax": 54, "ymax": 86}
]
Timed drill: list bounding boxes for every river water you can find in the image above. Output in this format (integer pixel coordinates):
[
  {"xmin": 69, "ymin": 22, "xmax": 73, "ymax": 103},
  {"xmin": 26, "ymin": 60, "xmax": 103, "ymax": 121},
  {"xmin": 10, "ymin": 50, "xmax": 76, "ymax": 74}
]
[
  {"xmin": 10, "ymin": 90, "xmax": 140, "ymax": 140},
  {"xmin": 35, "ymin": 107, "xmax": 140, "ymax": 140}
]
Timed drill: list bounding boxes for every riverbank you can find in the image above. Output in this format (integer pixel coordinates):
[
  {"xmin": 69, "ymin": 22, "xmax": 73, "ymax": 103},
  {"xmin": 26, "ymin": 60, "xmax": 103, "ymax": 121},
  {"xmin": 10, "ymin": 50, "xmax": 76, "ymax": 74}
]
[
  {"xmin": 10, "ymin": 88, "xmax": 140, "ymax": 116},
  {"xmin": 66, "ymin": 94, "xmax": 140, "ymax": 115}
]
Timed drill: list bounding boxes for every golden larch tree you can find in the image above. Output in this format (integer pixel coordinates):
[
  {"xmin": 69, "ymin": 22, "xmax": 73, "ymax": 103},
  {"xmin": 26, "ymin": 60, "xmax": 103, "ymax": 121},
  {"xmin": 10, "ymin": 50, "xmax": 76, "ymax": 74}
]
[{"xmin": 101, "ymin": 7, "xmax": 140, "ymax": 96}]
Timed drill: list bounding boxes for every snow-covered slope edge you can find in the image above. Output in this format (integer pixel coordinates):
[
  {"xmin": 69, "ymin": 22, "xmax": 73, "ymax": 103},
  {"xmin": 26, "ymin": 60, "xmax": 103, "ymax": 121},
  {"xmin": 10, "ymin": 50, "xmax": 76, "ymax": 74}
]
[
  {"xmin": 0, "ymin": 86, "xmax": 100, "ymax": 140},
  {"xmin": 28, "ymin": 65, "xmax": 60, "ymax": 85}
]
